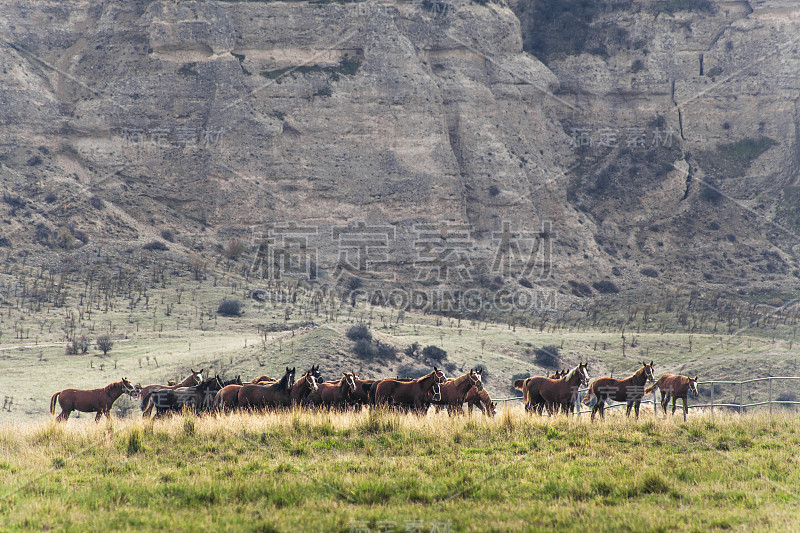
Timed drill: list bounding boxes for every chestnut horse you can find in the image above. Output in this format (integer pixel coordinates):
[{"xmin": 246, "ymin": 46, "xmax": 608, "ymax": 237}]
[
  {"xmin": 538, "ymin": 363, "xmax": 589, "ymax": 416},
  {"xmin": 514, "ymin": 369, "xmax": 567, "ymax": 415},
  {"xmin": 306, "ymin": 373, "xmax": 357, "ymax": 409},
  {"xmin": 51, "ymin": 378, "xmax": 136, "ymax": 422},
  {"xmin": 238, "ymin": 367, "xmax": 296, "ymax": 410},
  {"xmin": 584, "ymin": 361, "xmax": 656, "ymax": 421},
  {"xmin": 433, "ymin": 369, "xmax": 484, "ymax": 415},
  {"xmin": 290, "ymin": 367, "xmax": 321, "ymax": 405},
  {"xmin": 375, "ymin": 368, "xmax": 447, "ymax": 413},
  {"xmin": 466, "ymin": 387, "xmax": 496, "ymax": 416},
  {"xmin": 645, "ymin": 374, "xmax": 699, "ymax": 421},
  {"xmin": 140, "ymin": 369, "xmax": 204, "ymax": 417},
  {"xmin": 214, "ymin": 384, "xmax": 242, "ymax": 413}
]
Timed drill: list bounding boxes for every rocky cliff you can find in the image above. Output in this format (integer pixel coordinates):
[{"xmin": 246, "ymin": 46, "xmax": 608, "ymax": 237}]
[{"xmin": 1, "ymin": 0, "xmax": 799, "ymax": 302}]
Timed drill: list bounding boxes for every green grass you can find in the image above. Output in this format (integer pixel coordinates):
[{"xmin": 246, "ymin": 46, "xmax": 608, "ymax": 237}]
[{"xmin": 0, "ymin": 410, "xmax": 798, "ymax": 531}]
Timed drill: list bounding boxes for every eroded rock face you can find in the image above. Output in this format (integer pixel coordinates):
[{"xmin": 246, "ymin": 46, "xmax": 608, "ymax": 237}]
[{"xmin": 1, "ymin": 0, "xmax": 799, "ymax": 295}]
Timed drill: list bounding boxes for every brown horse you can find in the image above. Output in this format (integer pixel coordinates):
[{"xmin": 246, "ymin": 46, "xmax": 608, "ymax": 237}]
[
  {"xmin": 51, "ymin": 378, "xmax": 136, "ymax": 422},
  {"xmin": 213, "ymin": 384, "xmax": 242, "ymax": 413},
  {"xmin": 140, "ymin": 369, "xmax": 204, "ymax": 417},
  {"xmin": 290, "ymin": 367, "xmax": 321, "ymax": 405},
  {"xmin": 538, "ymin": 363, "xmax": 589, "ymax": 416},
  {"xmin": 250, "ymin": 375, "xmax": 275, "ymax": 384},
  {"xmin": 375, "ymin": 368, "xmax": 447, "ymax": 413},
  {"xmin": 584, "ymin": 361, "xmax": 656, "ymax": 421},
  {"xmin": 433, "ymin": 369, "xmax": 484, "ymax": 415},
  {"xmin": 306, "ymin": 373, "xmax": 357, "ymax": 409},
  {"xmin": 350, "ymin": 378, "xmax": 376, "ymax": 407},
  {"xmin": 466, "ymin": 387, "xmax": 496, "ymax": 416},
  {"xmin": 645, "ymin": 374, "xmax": 699, "ymax": 421},
  {"xmin": 513, "ymin": 369, "xmax": 567, "ymax": 414},
  {"xmin": 238, "ymin": 367, "xmax": 296, "ymax": 410}
]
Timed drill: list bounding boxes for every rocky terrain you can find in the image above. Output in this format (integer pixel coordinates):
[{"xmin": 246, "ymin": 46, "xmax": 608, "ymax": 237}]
[{"xmin": 1, "ymin": 0, "xmax": 799, "ymax": 305}]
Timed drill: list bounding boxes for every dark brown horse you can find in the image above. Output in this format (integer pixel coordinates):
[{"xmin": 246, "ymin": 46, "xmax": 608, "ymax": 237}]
[
  {"xmin": 306, "ymin": 373, "xmax": 357, "ymax": 409},
  {"xmin": 375, "ymin": 368, "xmax": 447, "ymax": 413},
  {"xmin": 140, "ymin": 369, "xmax": 204, "ymax": 417},
  {"xmin": 466, "ymin": 387, "xmax": 496, "ymax": 417},
  {"xmin": 290, "ymin": 367, "xmax": 322, "ymax": 405},
  {"xmin": 350, "ymin": 377, "xmax": 376, "ymax": 407},
  {"xmin": 645, "ymin": 374, "xmax": 699, "ymax": 421},
  {"xmin": 584, "ymin": 361, "xmax": 656, "ymax": 421},
  {"xmin": 238, "ymin": 367, "xmax": 296, "ymax": 410},
  {"xmin": 538, "ymin": 363, "xmax": 589, "ymax": 416},
  {"xmin": 51, "ymin": 378, "xmax": 136, "ymax": 422},
  {"xmin": 433, "ymin": 369, "xmax": 484, "ymax": 415}
]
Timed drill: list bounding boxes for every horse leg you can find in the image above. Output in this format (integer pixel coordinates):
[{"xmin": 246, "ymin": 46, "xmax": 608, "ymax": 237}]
[
  {"xmin": 661, "ymin": 393, "xmax": 669, "ymax": 415},
  {"xmin": 634, "ymin": 401, "xmax": 641, "ymax": 419},
  {"xmin": 95, "ymin": 411, "xmax": 103, "ymax": 423},
  {"xmin": 682, "ymin": 397, "xmax": 688, "ymax": 422},
  {"xmin": 56, "ymin": 410, "xmax": 70, "ymax": 422},
  {"xmin": 626, "ymin": 402, "xmax": 633, "ymax": 418}
]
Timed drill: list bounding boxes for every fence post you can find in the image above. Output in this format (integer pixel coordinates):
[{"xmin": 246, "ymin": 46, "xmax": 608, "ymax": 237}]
[
  {"xmin": 740, "ymin": 382, "xmax": 743, "ymax": 415},
  {"xmin": 653, "ymin": 387, "xmax": 657, "ymax": 418},
  {"xmin": 710, "ymin": 381, "xmax": 714, "ymax": 423},
  {"xmin": 769, "ymin": 377, "xmax": 773, "ymax": 419}
]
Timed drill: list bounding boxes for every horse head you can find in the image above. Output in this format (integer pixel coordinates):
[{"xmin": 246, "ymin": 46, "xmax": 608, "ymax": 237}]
[
  {"xmin": 578, "ymin": 362, "xmax": 590, "ymax": 386},
  {"xmin": 304, "ymin": 370, "xmax": 319, "ymax": 392},
  {"xmin": 343, "ymin": 372, "xmax": 357, "ymax": 393},
  {"xmin": 470, "ymin": 368, "xmax": 484, "ymax": 391},
  {"xmin": 121, "ymin": 377, "xmax": 136, "ymax": 396},
  {"xmin": 433, "ymin": 367, "xmax": 447, "ymax": 384},
  {"xmin": 642, "ymin": 361, "xmax": 656, "ymax": 382},
  {"xmin": 689, "ymin": 375, "xmax": 699, "ymax": 398},
  {"xmin": 311, "ymin": 364, "xmax": 323, "ymax": 383},
  {"xmin": 190, "ymin": 368, "xmax": 204, "ymax": 385},
  {"xmin": 489, "ymin": 402, "xmax": 498, "ymax": 417}
]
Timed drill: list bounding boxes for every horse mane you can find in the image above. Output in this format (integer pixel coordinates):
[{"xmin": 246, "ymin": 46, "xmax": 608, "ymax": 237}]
[
  {"xmin": 563, "ymin": 367, "xmax": 578, "ymax": 382},
  {"xmin": 104, "ymin": 380, "xmax": 123, "ymax": 393}
]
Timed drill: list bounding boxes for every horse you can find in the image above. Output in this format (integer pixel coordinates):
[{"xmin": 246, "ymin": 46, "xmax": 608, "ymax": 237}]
[
  {"xmin": 140, "ymin": 369, "xmax": 204, "ymax": 417},
  {"xmin": 213, "ymin": 384, "xmax": 242, "ymax": 413},
  {"xmin": 538, "ymin": 363, "xmax": 589, "ymax": 416},
  {"xmin": 513, "ymin": 369, "xmax": 567, "ymax": 414},
  {"xmin": 51, "ymin": 378, "xmax": 136, "ymax": 422},
  {"xmin": 250, "ymin": 375, "xmax": 275, "ymax": 384},
  {"xmin": 375, "ymin": 368, "xmax": 447, "ymax": 414},
  {"xmin": 290, "ymin": 367, "xmax": 321, "ymax": 405},
  {"xmin": 466, "ymin": 387, "xmax": 496, "ymax": 416},
  {"xmin": 645, "ymin": 374, "xmax": 699, "ymax": 421},
  {"xmin": 433, "ymin": 369, "xmax": 484, "ymax": 415},
  {"xmin": 147, "ymin": 376, "xmax": 225, "ymax": 417},
  {"xmin": 238, "ymin": 367, "xmax": 296, "ymax": 410},
  {"xmin": 583, "ymin": 361, "xmax": 656, "ymax": 421},
  {"xmin": 306, "ymin": 373, "xmax": 357, "ymax": 409},
  {"xmin": 350, "ymin": 378, "xmax": 376, "ymax": 407},
  {"xmin": 222, "ymin": 376, "xmax": 243, "ymax": 387}
]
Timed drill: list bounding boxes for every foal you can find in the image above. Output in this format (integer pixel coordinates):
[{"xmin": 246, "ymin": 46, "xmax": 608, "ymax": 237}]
[{"xmin": 645, "ymin": 374, "xmax": 699, "ymax": 421}]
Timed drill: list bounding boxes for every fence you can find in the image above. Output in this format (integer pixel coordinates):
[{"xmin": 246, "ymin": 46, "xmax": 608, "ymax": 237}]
[{"xmin": 493, "ymin": 376, "xmax": 800, "ymax": 419}]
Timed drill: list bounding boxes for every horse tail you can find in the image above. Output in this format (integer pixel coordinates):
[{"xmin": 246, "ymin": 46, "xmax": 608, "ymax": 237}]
[
  {"xmin": 644, "ymin": 383, "xmax": 657, "ymax": 394},
  {"xmin": 50, "ymin": 391, "xmax": 60, "ymax": 415}
]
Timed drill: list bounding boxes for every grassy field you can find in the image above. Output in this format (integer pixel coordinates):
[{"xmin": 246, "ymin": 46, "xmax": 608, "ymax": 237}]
[{"xmin": 0, "ymin": 409, "xmax": 798, "ymax": 532}]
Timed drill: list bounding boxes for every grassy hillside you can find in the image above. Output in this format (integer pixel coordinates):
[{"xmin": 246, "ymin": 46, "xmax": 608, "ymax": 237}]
[
  {"xmin": 1, "ymin": 259, "xmax": 799, "ymax": 421},
  {"xmin": 0, "ymin": 410, "xmax": 798, "ymax": 532}
]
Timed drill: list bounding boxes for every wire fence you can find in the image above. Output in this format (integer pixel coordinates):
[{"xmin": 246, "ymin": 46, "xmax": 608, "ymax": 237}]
[{"xmin": 493, "ymin": 376, "xmax": 800, "ymax": 420}]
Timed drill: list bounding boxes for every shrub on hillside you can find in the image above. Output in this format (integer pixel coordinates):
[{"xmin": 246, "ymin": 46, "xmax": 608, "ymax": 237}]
[
  {"xmin": 217, "ymin": 299, "xmax": 243, "ymax": 317},
  {"xmin": 534, "ymin": 345, "xmax": 560, "ymax": 369},
  {"xmin": 346, "ymin": 324, "xmax": 372, "ymax": 342}
]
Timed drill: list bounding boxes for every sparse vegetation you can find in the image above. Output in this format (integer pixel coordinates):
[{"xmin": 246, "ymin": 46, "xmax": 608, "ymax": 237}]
[
  {"xmin": 346, "ymin": 324, "xmax": 372, "ymax": 342},
  {"xmin": 143, "ymin": 241, "xmax": 169, "ymax": 251}
]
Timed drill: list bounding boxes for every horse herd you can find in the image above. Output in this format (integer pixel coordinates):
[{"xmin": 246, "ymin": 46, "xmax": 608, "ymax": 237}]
[{"xmin": 49, "ymin": 360, "xmax": 701, "ymax": 423}]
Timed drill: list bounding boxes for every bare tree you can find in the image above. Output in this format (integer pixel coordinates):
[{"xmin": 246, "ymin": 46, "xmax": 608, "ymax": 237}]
[{"xmin": 96, "ymin": 334, "xmax": 114, "ymax": 355}]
